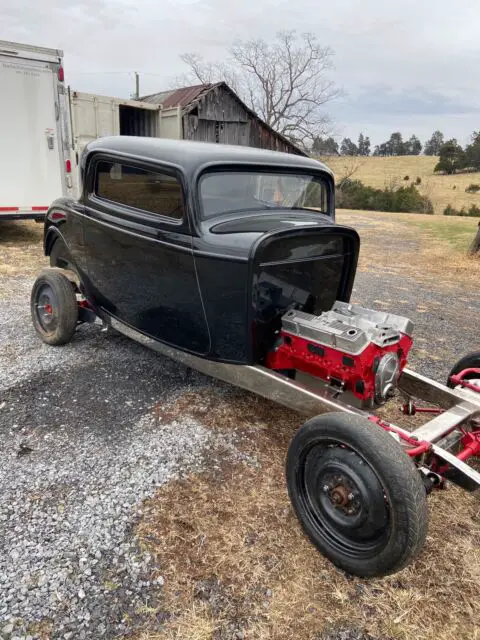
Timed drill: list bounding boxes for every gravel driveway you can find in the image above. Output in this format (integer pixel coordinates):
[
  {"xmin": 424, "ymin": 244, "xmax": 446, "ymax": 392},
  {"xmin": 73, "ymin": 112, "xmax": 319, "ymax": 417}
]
[
  {"xmin": 0, "ymin": 220, "xmax": 478, "ymax": 639},
  {"xmin": 0, "ymin": 277, "xmax": 228, "ymax": 639}
]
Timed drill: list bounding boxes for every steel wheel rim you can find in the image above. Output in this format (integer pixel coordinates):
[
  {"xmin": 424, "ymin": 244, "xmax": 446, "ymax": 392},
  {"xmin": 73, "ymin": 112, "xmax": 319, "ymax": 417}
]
[
  {"xmin": 35, "ymin": 284, "xmax": 58, "ymax": 333},
  {"xmin": 296, "ymin": 440, "xmax": 391, "ymax": 560}
]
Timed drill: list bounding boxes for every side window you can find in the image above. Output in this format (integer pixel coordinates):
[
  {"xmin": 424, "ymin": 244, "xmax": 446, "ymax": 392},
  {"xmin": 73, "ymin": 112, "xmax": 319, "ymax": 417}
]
[{"xmin": 95, "ymin": 160, "xmax": 184, "ymax": 220}]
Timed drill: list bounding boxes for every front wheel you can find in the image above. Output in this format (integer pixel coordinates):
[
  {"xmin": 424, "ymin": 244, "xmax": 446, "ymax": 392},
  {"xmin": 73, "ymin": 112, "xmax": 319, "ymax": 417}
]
[
  {"xmin": 31, "ymin": 269, "xmax": 78, "ymax": 345},
  {"xmin": 286, "ymin": 413, "xmax": 429, "ymax": 577}
]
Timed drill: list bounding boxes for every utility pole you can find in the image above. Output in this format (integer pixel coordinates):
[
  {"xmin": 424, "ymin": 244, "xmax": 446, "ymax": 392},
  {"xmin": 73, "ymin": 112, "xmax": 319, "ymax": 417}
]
[{"xmin": 133, "ymin": 72, "xmax": 139, "ymax": 100}]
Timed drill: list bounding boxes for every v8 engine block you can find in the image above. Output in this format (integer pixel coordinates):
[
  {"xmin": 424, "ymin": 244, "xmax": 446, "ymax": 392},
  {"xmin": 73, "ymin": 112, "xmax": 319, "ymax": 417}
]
[{"xmin": 266, "ymin": 301, "xmax": 414, "ymax": 408}]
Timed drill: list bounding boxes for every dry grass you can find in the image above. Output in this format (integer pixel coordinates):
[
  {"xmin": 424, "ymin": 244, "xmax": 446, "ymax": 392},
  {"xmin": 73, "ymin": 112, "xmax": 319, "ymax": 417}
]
[
  {"xmin": 135, "ymin": 390, "xmax": 480, "ymax": 640},
  {"xmin": 0, "ymin": 220, "xmax": 46, "ymax": 278},
  {"xmin": 319, "ymin": 155, "xmax": 480, "ymax": 215},
  {"xmin": 337, "ymin": 209, "xmax": 480, "ymax": 290}
]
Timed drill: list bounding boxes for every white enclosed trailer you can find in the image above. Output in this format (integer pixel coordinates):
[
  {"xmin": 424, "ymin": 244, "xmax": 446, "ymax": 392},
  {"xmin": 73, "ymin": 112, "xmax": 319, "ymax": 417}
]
[
  {"xmin": 68, "ymin": 91, "xmax": 164, "ymax": 197},
  {"xmin": 0, "ymin": 39, "xmax": 185, "ymax": 214},
  {"xmin": 0, "ymin": 40, "xmax": 72, "ymax": 220}
]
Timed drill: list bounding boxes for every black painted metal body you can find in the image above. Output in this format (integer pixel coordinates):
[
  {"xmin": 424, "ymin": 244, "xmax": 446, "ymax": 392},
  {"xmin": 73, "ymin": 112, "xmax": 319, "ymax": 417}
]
[{"xmin": 43, "ymin": 137, "xmax": 359, "ymax": 364}]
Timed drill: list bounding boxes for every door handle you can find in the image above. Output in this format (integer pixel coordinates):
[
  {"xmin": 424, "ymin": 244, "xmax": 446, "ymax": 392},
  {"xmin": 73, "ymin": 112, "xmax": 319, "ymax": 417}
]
[{"xmin": 45, "ymin": 127, "xmax": 55, "ymax": 150}]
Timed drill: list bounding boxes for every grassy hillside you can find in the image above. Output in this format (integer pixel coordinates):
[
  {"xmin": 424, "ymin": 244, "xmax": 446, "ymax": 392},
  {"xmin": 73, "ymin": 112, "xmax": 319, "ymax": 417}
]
[{"xmin": 318, "ymin": 155, "xmax": 480, "ymax": 214}]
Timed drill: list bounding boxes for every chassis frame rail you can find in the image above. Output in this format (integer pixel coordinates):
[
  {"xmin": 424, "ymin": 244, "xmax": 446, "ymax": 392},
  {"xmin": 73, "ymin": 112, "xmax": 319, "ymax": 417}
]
[{"xmin": 109, "ymin": 317, "xmax": 480, "ymax": 493}]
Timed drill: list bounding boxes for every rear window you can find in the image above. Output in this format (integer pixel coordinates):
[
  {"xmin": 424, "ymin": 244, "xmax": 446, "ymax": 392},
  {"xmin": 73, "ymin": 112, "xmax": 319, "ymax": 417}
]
[{"xmin": 95, "ymin": 161, "xmax": 184, "ymax": 220}]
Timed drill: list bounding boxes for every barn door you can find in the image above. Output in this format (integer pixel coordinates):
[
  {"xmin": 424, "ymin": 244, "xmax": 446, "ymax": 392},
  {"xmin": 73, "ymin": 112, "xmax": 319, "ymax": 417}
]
[{"xmin": 218, "ymin": 121, "xmax": 249, "ymax": 146}]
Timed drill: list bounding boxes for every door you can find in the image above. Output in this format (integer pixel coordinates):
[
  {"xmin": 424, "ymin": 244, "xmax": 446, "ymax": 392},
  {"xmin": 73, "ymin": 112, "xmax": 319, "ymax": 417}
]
[
  {"xmin": 82, "ymin": 156, "xmax": 210, "ymax": 355},
  {"xmin": 0, "ymin": 56, "xmax": 63, "ymax": 209}
]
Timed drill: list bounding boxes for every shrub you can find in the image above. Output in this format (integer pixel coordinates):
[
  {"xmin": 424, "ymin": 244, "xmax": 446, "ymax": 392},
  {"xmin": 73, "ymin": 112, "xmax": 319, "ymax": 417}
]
[
  {"xmin": 444, "ymin": 204, "xmax": 457, "ymax": 216},
  {"xmin": 403, "ymin": 175, "xmax": 410, "ymax": 181},
  {"xmin": 443, "ymin": 204, "xmax": 480, "ymax": 217},
  {"xmin": 336, "ymin": 179, "xmax": 433, "ymax": 214},
  {"xmin": 415, "ymin": 176, "xmax": 422, "ymax": 185},
  {"xmin": 470, "ymin": 204, "xmax": 480, "ymax": 216},
  {"xmin": 466, "ymin": 183, "xmax": 480, "ymax": 193}
]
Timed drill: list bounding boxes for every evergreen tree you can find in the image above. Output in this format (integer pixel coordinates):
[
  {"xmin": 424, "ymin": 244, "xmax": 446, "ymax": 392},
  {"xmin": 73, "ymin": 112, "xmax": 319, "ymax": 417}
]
[
  {"xmin": 434, "ymin": 139, "xmax": 466, "ymax": 174},
  {"xmin": 357, "ymin": 133, "xmax": 371, "ymax": 156},
  {"xmin": 424, "ymin": 130, "xmax": 445, "ymax": 156},
  {"xmin": 340, "ymin": 137, "xmax": 359, "ymax": 156}
]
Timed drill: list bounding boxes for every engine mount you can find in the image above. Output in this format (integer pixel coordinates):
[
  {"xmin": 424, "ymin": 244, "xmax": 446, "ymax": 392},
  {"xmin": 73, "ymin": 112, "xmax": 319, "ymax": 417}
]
[{"xmin": 266, "ymin": 301, "xmax": 414, "ymax": 408}]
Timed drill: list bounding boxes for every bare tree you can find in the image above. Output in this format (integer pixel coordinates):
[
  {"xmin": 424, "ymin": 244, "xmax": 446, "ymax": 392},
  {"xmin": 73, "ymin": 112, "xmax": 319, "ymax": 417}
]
[
  {"xmin": 178, "ymin": 53, "xmax": 240, "ymax": 92},
  {"xmin": 180, "ymin": 31, "xmax": 340, "ymax": 147},
  {"xmin": 336, "ymin": 160, "xmax": 364, "ymax": 190}
]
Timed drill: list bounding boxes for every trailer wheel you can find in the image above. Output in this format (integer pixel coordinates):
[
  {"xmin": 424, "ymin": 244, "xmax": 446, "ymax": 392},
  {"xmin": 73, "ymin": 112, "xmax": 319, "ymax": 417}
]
[
  {"xmin": 447, "ymin": 352, "xmax": 480, "ymax": 388},
  {"xmin": 31, "ymin": 270, "xmax": 78, "ymax": 345},
  {"xmin": 286, "ymin": 412, "xmax": 428, "ymax": 577}
]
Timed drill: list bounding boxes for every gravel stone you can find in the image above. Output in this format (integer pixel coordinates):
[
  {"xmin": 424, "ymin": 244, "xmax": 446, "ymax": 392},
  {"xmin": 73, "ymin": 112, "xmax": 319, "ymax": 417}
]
[{"xmin": 0, "ymin": 277, "xmax": 235, "ymax": 638}]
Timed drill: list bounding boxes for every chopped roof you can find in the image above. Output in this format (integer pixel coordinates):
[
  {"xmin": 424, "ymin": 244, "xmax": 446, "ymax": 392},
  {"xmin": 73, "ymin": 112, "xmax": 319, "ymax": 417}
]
[{"xmin": 82, "ymin": 136, "xmax": 332, "ymax": 177}]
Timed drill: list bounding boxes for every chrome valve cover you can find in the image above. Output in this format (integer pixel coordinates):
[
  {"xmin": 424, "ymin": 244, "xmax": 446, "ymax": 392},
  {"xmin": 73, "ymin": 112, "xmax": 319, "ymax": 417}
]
[{"xmin": 281, "ymin": 301, "xmax": 414, "ymax": 356}]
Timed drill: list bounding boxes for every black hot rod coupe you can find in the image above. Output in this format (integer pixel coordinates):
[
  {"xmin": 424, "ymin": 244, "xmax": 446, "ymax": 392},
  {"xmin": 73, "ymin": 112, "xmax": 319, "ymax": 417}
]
[{"xmin": 31, "ymin": 137, "xmax": 480, "ymax": 578}]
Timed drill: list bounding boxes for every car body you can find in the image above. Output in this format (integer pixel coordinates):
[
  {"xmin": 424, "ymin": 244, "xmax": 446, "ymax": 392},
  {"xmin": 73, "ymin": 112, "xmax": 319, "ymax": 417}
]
[
  {"xmin": 44, "ymin": 137, "xmax": 359, "ymax": 365},
  {"xmin": 35, "ymin": 137, "xmax": 480, "ymax": 579}
]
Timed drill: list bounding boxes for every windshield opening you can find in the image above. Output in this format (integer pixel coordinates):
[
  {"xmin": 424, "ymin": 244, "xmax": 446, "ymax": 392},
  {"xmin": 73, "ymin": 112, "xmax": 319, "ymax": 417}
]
[{"xmin": 199, "ymin": 170, "xmax": 329, "ymax": 219}]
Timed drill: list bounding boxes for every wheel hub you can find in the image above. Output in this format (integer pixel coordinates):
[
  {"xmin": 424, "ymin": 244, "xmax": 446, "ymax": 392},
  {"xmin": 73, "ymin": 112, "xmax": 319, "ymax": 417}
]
[
  {"xmin": 35, "ymin": 285, "xmax": 58, "ymax": 331},
  {"xmin": 301, "ymin": 444, "xmax": 390, "ymax": 556},
  {"xmin": 323, "ymin": 476, "xmax": 359, "ymax": 515}
]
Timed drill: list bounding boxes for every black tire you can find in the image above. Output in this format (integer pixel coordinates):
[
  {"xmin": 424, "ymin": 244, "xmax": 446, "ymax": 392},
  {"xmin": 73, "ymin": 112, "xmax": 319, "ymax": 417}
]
[
  {"xmin": 286, "ymin": 412, "xmax": 429, "ymax": 578},
  {"xmin": 31, "ymin": 269, "xmax": 78, "ymax": 345},
  {"xmin": 447, "ymin": 352, "xmax": 480, "ymax": 388}
]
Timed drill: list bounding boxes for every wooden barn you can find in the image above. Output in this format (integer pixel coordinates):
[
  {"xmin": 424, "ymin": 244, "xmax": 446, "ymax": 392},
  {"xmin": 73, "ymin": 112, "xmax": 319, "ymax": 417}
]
[{"xmin": 140, "ymin": 82, "xmax": 306, "ymax": 156}]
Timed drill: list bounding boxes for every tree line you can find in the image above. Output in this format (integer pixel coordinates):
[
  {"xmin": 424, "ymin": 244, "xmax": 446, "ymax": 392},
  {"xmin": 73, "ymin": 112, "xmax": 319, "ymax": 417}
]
[
  {"xmin": 312, "ymin": 130, "xmax": 448, "ymax": 157},
  {"xmin": 312, "ymin": 130, "xmax": 480, "ymax": 171}
]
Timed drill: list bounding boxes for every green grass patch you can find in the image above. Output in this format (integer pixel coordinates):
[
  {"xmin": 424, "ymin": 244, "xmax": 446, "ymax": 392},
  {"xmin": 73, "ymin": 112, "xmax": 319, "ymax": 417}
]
[{"xmin": 407, "ymin": 217, "xmax": 478, "ymax": 252}]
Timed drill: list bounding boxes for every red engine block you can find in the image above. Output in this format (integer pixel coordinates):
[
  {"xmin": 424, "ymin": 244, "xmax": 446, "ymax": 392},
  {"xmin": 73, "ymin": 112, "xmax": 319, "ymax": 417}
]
[{"xmin": 266, "ymin": 330, "xmax": 413, "ymax": 405}]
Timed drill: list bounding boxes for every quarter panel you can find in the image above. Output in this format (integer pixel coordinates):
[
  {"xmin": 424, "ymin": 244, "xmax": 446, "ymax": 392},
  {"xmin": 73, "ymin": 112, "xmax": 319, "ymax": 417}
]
[{"xmin": 44, "ymin": 198, "xmax": 87, "ymax": 276}]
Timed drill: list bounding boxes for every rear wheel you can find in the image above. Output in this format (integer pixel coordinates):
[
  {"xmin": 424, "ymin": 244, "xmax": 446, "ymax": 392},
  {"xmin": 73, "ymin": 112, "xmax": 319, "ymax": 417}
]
[
  {"xmin": 31, "ymin": 269, "xmax": 78, "ymax": 345},
  {"xmin": 286, "ymin": 412, "xmax": 429, "ymax": 577},
  {"xmin": 447, "ymin": 352, "xmax": 480, "ymax": 388}
]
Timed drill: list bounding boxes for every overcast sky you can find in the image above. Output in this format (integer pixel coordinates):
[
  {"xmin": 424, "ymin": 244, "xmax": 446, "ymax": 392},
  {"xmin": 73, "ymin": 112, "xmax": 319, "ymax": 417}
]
[{"xmin": 2, "ymin": 0, "xmax": 479, "ymax": 146}]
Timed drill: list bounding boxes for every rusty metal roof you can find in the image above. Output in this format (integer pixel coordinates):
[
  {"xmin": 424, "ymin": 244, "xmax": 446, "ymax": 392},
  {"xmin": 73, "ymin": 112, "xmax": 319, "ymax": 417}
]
[{"xmin": 140, "ymin": 83, "xmax": 213, "ymax": 107}]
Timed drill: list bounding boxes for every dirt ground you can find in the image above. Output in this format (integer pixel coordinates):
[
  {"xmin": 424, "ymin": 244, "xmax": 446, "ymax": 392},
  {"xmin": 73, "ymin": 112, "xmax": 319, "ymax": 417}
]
[{"xmin": 1, "ymin": 214, "xmax": 479, "ymax": 640}]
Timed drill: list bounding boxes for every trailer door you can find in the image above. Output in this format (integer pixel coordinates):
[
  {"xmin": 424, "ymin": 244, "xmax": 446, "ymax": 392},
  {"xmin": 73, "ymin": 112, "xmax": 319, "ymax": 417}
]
[{"xmin": 0, "ymin": 57, "xmax": 63, "ymax": 213}]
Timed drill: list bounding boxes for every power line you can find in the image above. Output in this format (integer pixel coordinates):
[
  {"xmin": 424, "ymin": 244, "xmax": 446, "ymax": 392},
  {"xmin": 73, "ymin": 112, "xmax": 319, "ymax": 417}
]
[
  {"xmin": 72, "ymin": 71, "xmax": 134, "ymax": 76},
  {"xmin": 72, "ymin": 71, "xmax": 166, "ymax": 77}
]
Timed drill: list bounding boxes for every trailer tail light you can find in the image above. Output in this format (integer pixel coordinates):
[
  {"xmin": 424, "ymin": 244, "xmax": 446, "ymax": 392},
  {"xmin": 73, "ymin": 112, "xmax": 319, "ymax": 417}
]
[
  {"xmin": 65, "ymin": 160, "xmax": 71, "ymax": 173},
  {"xmin": 58, "ymin": 66, "xmax": 64, "ymax": 82}
]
